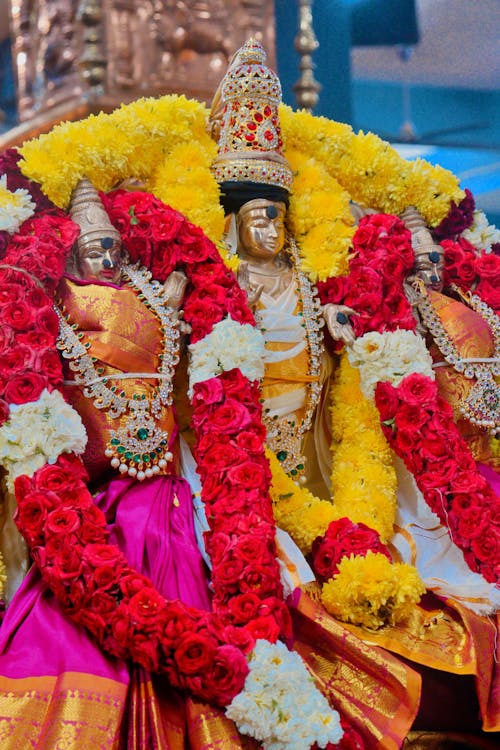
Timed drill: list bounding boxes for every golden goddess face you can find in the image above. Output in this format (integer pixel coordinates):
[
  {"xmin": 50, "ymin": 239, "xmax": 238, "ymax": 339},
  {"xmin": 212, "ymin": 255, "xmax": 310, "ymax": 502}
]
[
  {"xmin": 237, "ymin": 200, "xmax": 286, "ymax": 262},
  {"xmin": 77, "ymin": 238, "xmax": 122, "ymax": 284}
]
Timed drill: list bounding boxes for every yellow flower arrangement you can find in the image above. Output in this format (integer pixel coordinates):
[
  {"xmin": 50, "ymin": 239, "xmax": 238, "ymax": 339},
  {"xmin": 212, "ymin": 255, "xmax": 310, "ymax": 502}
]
[
  {"xmin": 329, "ymin": 353, "xmax": 397, "ymax": 542},
  {"xmin": 321, "ymin": 552, "xmax": 426, "ymax": 630}
]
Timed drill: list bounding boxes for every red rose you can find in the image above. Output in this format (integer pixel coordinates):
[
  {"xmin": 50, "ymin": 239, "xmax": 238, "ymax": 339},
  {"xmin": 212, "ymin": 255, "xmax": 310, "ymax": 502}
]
[
  {"xmin": 45, "ymin": 508, "xmax": 81, "ymax": 535},
  {"xmin": 16, "ymin": 492, "xmax": 50, "ymax": 543},
  {"xmin": 129, "ymin": 633, "xmax": 160, "ymax": 672},
  {"xmin": 240, "ymin": 564, "xmax": 280, "ymax": 596},
  {"xmin": 0, "ymin": 398, "xmax": 9, "ymax": 425},
  {"xmin": 79, "ymin": 504, "xmax": 108, "ymax": 543},
  {"xmin": 0, "ymin": 345, "xmax": 32, "ymax": 375},
  {"xmin": 196, "ymin": 644, "xmax": 249, "ymax": 706},
  {"xmin": 227, "ymin": 592, "xmax": 261, "ymax": 624},
  {"xmin": 17, "ymin": 330, "xmax": 54, "ymax": 350},
  {"xmin": 4, "ymin": 372, "xmax": 46, "ymax": 405},
  {"xmin": 457, "ymin": 507, "xmax": 488, "ymax": 541},
  {"xmin": 35, "ymin": 306, "xmax": 59, "ymax": 336},
  {"xmin": 198, "ymin": 443, "xmax": 246, "ymax": 472},
  {"xmin": 26, "ymin": 287, "xmax": 50, "ymax": 309},
  {"xmin": 90, "ymin": 591, "xmax": 117, "ymax": 619},
  {"xmin": 110, "ymin": 606, "xmax": 134, "ymax": 648},
  {"xmin": 49, "ymin": 542, "xmax": 84, "ymax": 581},
  {"xmin": 0, "ymin": 283, "xmax": 22, "ymax": 306},
  {"xmin": 120, "ymin": 571, "xmax": 154, "ymax": 598},
  {"xmin": 212, "ymin": 557, "xmax": 245, "ymax": 589},
  {"xmin": 33, "ymin": 463, "xmax": 77, "ymax": 496},
  {"xmin": 476, "ymin": 252, "xmax": 500, "ymax": 280},
  {"xmin": 471, "ymin": 530, "xmax": 499, "ymax": 564},
  {"xmin": 82, "ymin": 543, "xmax": 125, "ymax": 568},
  {"xmin": 475, "ymin": 280, "xmax": 500, "ymax": 312},
  {"xmin": 207, "ymin": 399, "xmax": 252, "ymax": 434},
  {"xmin": 311, "ymin": 536, "xmax": 340, "ymax": 579},
  {"xmin": 374, "ymin": 381, "xmax": 399, "ymax": 421},
  {"xmin": 246, "ymin": 614, "xmax": 281, "ymax": 643},
  {"xmin": 398, "ymin": 373, "xmax": 438, "ymax": 408},
  {"xmin": 226, "ymin": 461, "xmax": 268, "ymax": 490},
  {"xmin": 76, "ymin": 608, "xmax": 107, "ymax": 642},
  {"xmin": 192, "ymin": 377, "xmax": 224, "ymax": 406},
  {"xmin": 220, "ymin": 624, "xmax": 255, "ymax": 654},
  {"xmin": 2, "ymin": 300, "xmax": 33, "ymax": 330},
  {"xmin": 128, "ymin": 588, "xmax": 165, "ymax": 630},
  {"xmin": 173, "ymin": 631, "xmax": 218, "ymax": 675}
]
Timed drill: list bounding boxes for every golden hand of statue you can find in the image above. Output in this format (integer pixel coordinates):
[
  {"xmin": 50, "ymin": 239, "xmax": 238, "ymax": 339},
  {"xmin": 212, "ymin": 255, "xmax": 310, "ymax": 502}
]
[
  {"xmin": 163, "ymin": 271, "xmax": 188, "ymax": 311},
  {"xmin": 237, "ymin": 261, "xmax": 264, "ymax": 309},
  {"xmin": 323, "ymin": 303, "xmax": 356, "ymax": 345}
]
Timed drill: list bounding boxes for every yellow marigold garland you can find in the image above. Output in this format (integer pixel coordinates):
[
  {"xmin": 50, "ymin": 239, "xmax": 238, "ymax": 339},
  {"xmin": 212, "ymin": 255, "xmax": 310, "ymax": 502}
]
[
  {"xmin": 321, "ymin": 552, "xmax": 425, "ymax": 630},
  {"xmin": 329, "ymin": 353, "xmax": 397, "ymax": 543},
  {"xmin": 267, "ymin": 447, "xmax": 339, "ymax": 554},
  {"xmin": 278, "ymin": 105, "xmax": 464, "ymax": 226}
]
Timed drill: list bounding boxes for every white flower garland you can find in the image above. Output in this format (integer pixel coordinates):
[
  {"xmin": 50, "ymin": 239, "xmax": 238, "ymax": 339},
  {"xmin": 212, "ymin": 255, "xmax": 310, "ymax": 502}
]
[
  {"xmin": 188, "ymin": 317, "xmax": 266, "ymax": 393},
  {"xmin": 0, "ymin": 174, "xmax": 36, "ymax": 234},
  {"xmin": 461, "ymin": 209, "xmax": 500, "ymax": 254},
  {"xmin": 226, "ymin": 639, "xmax": 343, "ymax": 750},
  {"xmin": 0, "ymin": 389, "xmax": 87, "ymax": 490},
  {"xmin": 347, "ymin": 330, "xmax": 435, "ymax": 399}
]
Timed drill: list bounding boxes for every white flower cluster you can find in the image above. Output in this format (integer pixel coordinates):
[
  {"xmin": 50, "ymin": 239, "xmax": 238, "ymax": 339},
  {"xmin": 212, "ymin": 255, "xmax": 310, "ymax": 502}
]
[
  {"xmin": 188, "ymin": 317, "xmax": 266, "ymax": 393},
  {"xmin": 461, "ymin": 210, "xmax": 500, "ymax": 254},
  {"xmin": 348, "ymin": 329, "xmax": 434, "ymax": 399},
  {"xmin": 0, "ymin": 389, "xmax": 87, "ymax": 490},
  {"xmin": 0, "ymin": 174, "xmax": 36, "ymax": 235},
  {"xmin": 226, "ymin": 639, "xmax": 343, "ymax": 750}
]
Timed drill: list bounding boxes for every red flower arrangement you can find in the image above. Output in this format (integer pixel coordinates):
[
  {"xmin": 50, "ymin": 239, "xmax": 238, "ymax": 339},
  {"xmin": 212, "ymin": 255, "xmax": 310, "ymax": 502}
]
[
  {"xmin": 311, "ymin": 518, "xmax": 391, "ymax": 583},
  {"xmin": 433, "ymin": 188, "xmax": 475, "ymax": 241},
  {"xmin": 317, "ymin": 212, "xmax": 500, "ymax": 586},
  {"xmin": 376, "ymin": 374, "xmax": 500, "ymax": 583},
  {"xmin": 4, "ymin": 191, "xmax": 292, "ymax": 708},
  {"xmin": 317, "ymin": 214, "xmax": 416, "ymax": 337},
  {"xmin": 442, "ymin": 236, "xmax": 500, "ymax": 313}
]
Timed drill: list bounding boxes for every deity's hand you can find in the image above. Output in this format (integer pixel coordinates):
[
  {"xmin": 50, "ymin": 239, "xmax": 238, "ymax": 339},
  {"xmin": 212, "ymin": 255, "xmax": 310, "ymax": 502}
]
[
  {"xmin": 323, "ymin": 303, "xmax": 356, "ymax": 345},
  {"xmin": 163, "ymin": 271, "xmax": 188, "ymax": 311},
  {"xmin": 237, "ymin": 261, "xmax": 264, "ymax": 310}
]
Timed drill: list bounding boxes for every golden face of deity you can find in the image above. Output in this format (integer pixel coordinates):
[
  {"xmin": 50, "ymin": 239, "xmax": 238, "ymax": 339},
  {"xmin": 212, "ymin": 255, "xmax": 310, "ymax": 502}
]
[
  {"xmin": 76, "ymin": 236, "xmax": 122, "ymax": 285},
  {"xmin": 237, "ymin": 200, "xmax": 286, "ymax": 262}
]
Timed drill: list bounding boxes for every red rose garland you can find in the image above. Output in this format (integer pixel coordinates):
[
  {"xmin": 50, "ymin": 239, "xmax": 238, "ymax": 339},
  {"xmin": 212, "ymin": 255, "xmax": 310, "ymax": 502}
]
[
  {"xmin": 4, "ymin": 191, "xmax": 291, "ymax": 707},
  {"xmin": 441, "ymin": 236, "xmax": 500, "ymax": 313},
  {"xmin": 318, "ymin": 214, "xmax": 500, "ymax": 584}
]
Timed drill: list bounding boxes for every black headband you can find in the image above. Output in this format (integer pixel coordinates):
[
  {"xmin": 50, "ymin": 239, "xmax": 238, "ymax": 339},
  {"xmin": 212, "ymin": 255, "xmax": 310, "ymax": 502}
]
[{"xmin": 219, "ymin": 181, "xmax": 290, "ymax": 215}]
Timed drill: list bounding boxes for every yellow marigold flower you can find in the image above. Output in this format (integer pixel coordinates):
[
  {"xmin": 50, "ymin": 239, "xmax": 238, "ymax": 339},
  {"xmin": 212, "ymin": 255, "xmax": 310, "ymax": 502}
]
[{"xmin": 321, "ymin": 552, "xmax": 425, "ymax": 629}]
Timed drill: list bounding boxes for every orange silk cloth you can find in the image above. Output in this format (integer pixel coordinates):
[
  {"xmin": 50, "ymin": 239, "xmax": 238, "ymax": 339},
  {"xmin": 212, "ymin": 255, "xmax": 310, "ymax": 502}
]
[
  {"xmin": 258, "ymin": 293, "xmax": 318, "ymax": 428},
  {"xmin": 427, "ymin": 290, "xmax": 496, "ymax": 465},
  {"xmin": 57, "ymin": 277, "xmax": 177, "ymax": 483}
]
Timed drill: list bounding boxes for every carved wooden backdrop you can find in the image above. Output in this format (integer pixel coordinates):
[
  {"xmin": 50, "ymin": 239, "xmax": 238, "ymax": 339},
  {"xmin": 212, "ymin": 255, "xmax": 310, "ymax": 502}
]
[{"xmin": 9, "ymin": 0, "xmax": 276, "ymax": 123}]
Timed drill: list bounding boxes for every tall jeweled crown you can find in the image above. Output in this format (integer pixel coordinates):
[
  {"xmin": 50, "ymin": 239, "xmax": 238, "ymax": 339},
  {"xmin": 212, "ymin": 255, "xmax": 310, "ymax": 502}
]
[
  {"xmin": 70, "ymin": 178, "xmax": 121, "ymax": 251},
  {"xmin": 209, "ymin": 38, "xmax": 293, "ymax": 192}
]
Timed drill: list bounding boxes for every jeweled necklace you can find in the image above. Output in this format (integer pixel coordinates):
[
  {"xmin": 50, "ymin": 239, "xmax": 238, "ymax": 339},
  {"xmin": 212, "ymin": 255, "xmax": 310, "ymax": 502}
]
[
  {"xmin": 55, "ymin": 263, "xmax": 181, "ymax": 479},
  {"xmin": 415, "ymin": 281, "xmax": 500, "ymax": 436},
  {"xmin": 259, "ymin": 234, "xmax": 324, "ymax": 480}
]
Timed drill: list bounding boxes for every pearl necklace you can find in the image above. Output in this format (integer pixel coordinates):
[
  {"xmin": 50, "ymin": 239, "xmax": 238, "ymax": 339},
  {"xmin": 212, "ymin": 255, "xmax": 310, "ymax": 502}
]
[
  {"xmin": 416, "ymin": 281, "xmax": 500, "ymax": 436},
  {"xmin": 55, "ymin": 263, "xmax": 181, "ymax": 479},
  {"xmin": 259, "ymin": 235, "xmax": 325, "ymax": 480}
]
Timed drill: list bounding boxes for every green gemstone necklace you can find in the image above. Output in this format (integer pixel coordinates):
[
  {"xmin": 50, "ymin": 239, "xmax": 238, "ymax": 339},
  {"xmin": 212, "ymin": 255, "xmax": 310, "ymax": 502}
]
[{"xmin": 55, "ymin": 263, "xmax": 181, "ymax": 480}]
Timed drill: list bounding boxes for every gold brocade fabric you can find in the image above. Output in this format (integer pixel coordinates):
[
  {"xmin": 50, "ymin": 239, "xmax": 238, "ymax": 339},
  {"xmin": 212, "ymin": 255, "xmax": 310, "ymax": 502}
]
[
  {"xmin": 292, "ymin": 589, "xmax": 421, "ymax": 750},
  {"xmin": 427, "ymin": 290, "xmax": 497, "ymax": 466},
  {"xmin": 334, "ymin": 590, "xmax": 500, "ymax": 732},
  {"xmin": 58, "ymin": 277, "xmax": 178, "ymax": 483},
  {"xmin": 0, "ymin": 672, "xmax": 127, "ymax": 749}
]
